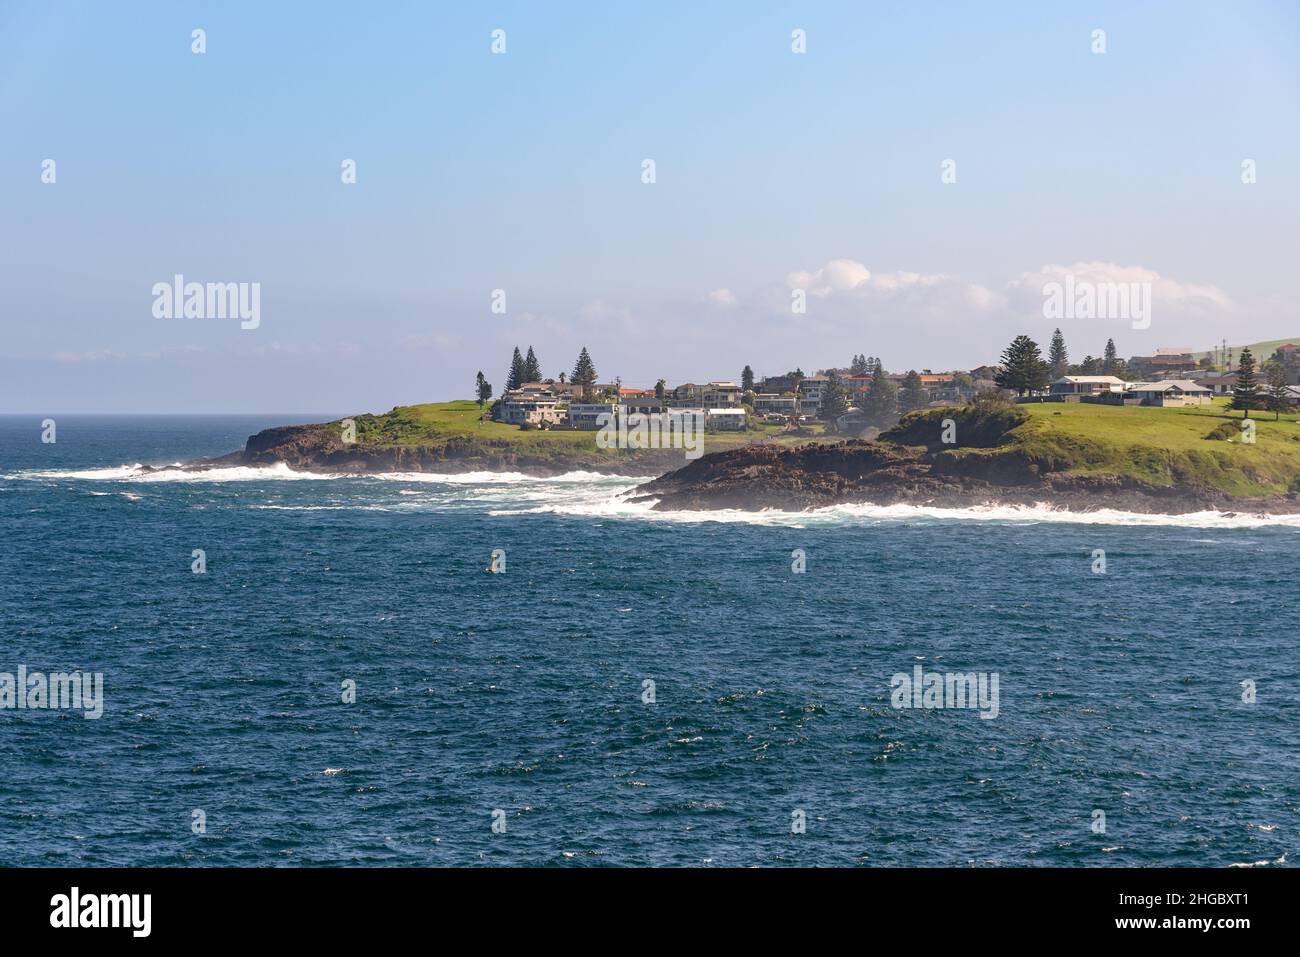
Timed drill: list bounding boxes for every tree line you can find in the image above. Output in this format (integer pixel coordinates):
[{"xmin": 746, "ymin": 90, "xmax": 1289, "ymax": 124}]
[
  {"xmin": 475, "ymin": 345, "xmax": 602, "ymax": 409},
  {"xmin": 993, "ymin": 331, "xmax": 1292, "ymax": 419}
]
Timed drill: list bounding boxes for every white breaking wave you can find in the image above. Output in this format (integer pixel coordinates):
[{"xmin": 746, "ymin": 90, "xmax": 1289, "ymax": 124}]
[
  {"xmin": 3, "ymin": 462, "xmax": 647, "ymax": 485},
  {"xmin": 6, "ymin": 462, "xmax": 339, "ymax": 482},
  {"xmin": 8, "ymin": 460, "xmax": 1300, "ymax": 528},
  {"xmin": 490, "ymin": 494, "xmax": 1300, "ymax": 529},
  {"xmin": 360, "ymin": 469, "xmax": 646, "ymax": 485}
]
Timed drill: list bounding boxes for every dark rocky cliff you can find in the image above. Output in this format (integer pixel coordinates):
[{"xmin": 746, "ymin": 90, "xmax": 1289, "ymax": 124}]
[{"xmin": 193, "ymin": 421, "xmax": 689, "ymax": 477}]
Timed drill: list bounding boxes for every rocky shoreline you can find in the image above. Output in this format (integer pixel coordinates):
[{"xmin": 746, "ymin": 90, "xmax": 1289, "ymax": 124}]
[
  {"xmin": 180, "ymin": 417, "xmax": 1300, "ymax": 516},
  {"xmin": 177, "ymin": 422, "xmax": 691, "ymax": 478},
  {"xmin": 628, "ymin": 439, "xmax": 1300, "ymax": 515}
]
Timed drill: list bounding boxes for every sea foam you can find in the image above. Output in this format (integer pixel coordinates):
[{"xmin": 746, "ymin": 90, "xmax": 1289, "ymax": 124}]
[{"xmin": 7, "ymin": 462, "xmax": 1300, "ymax": 528}]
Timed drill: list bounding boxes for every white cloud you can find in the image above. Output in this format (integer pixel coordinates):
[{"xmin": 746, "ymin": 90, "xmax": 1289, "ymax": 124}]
[
  {"xmin": 786, "ymin": 259, "xmax": 872, "ymax": 297},
  {"xmin": 705, "ymin": 288, "xmax": 736, "ymax": 306},
  {"xmin": 1006, "ymin": 261, "xmax": 1230, "ymax": 309},
  {"xmin": 784, "ymin": 258, "xmax": 995, "ymax": 309},
  {"xmin": 1002, "ymin": 261, "xmax": 1236, "ymax": 347}
]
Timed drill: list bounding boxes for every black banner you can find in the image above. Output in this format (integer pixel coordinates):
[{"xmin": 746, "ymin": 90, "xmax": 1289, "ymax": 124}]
[{"xmin": 0, "ymin": 867, "xmax": 1281, "ymax": 941}]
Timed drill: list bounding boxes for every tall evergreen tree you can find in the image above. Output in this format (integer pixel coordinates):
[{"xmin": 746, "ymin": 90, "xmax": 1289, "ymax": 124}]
[
  {"xmin": 522, "ymin": 346, "xmax": 542, "ymax": 383},
  {"xmin": 1048, "ymin": 328, "xmax": 1069, "ymax": 380},
  {"xmin": 741, "ymin": 365, "xmax": 754, "ymax": 391},
  {"xmin": 850, "ymin": 354, "xmax": 870, "ymax": 375},
  {"xmin": 820, "ymin": 370, "xmax": 850, "ymax": 426},
  {"xmin": 1232, "ymin": 347, "xmax": 1262, "ymax": 417},
  {"xmin": 1102, "ymin": 338, "xmax": 1119, "ymax": 374},
  {"xmin": 506, "ymin": 347, "xmax": 525, "ymax": 392},
  {"xmin": 1265, "ymin": 360, "xmax": 1290, "ymax": 421},
  {"xmin": 1077, "ymin": 355, "xmax": 1101, "ymax": 375},
  {"xmin": 570, "ymin": 347, "xmax": 597, "ymax": 398},
  {"xmin": 899, "ymin": 370, "xmax": 929, "ymax": 412},
  {"xmin": 994, "ymin": 335, "xmax": 1049, "ymax": 396},
  {"xmin": 862, "ymin": 359, "xmax": 898, "ymax": 425},
  {"xmin": 475, "ymin": 371, "xmax": 492, "ymax": 408}
]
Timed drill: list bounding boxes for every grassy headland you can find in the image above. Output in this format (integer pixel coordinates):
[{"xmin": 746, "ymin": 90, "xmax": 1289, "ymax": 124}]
[
  {"xmin": 232, "ymin": 400, "xmax": 834, "ymax": 475},
  {"xmin": 230, "ymin": 397, "xmax": 1300, "ymax": 505},
  {"xmin": 635, "ymin": 397, "xmax": 1300, "ymax": 511},
  {"xmin": 887, "ymin": 399, "xmax": 1300, "ymax": 498},
  {"xmin": 348, "ymin": 399, "xmax": 828, "ymax": 454}
]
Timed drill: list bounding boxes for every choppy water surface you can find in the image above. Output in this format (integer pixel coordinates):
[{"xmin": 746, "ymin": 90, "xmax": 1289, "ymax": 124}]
[{"xmin": 0, "ymin": 415, "xmax": 1296, "ymax": 866}]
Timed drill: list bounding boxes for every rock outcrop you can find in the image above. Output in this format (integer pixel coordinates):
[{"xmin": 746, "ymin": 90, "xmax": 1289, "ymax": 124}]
[{"xmin": 187, "ymin": 422, "xmax": 688, "ymax": 477}]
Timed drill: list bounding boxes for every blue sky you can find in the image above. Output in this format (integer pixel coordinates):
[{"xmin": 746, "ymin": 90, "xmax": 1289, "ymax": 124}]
[{"xmin": 2, "ymin": 1, "xmax": 1298, "ymax": 412}]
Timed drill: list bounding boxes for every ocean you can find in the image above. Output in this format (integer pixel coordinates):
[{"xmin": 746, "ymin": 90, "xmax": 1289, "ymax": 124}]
[{"xmin": 0, "ymin": 415, "xmax": 1296, "ymax": 866}]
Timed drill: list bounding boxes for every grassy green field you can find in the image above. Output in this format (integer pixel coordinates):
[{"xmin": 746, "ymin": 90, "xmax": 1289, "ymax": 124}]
[{"xmin": 937, "ymin": 399, "xmax": 1300, "ymax": 497}]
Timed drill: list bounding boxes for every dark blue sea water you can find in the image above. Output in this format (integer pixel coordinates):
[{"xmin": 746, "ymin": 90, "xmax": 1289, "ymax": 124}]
[{"xmin": 1, "ymin": 415, "xmax": 1297, "ymax": 866}]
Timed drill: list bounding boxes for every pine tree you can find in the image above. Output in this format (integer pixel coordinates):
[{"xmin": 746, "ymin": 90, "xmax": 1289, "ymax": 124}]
[
  {"xmin": 1078, "ymin": 355, "xmax": 1100, "ymax": 375},
  {"xmin": 1048, "ymin": 328, "xmax": 1069, "ymax": 380},
  {"xmin": 1266, "ymin": 361, "xmax": 1289, "ymax": 421},
  {"xmin": 1232, "ymin": 347, "xmax": 1261, "ymax": 417},
  {"xmin": 475, "ymin": 371, "xmax": 492, "ymax": 408},
  {"xmin": 899, "ymin": 370, "xmax": 928, "ymax": 412},
  {"xmin": 506, "ymin": 347, "xmax": 525, "ymax": 392},
  {"xmin": 994, "ymin": 336, "xmax": 1050, "ymax": 396},
  {"xmin": 862, "ymin": 359, "xmax": 898, "ymax": 425},
  {"xmin": 741, "ymin": 365, "xmax": 754, "ymax": 391},
  {"xmin": 850, "ymin": 354, "xmax": 870, "ymax": 375},
  {"xmin": 1102, "ymin": 338, "xmax": 1118, "ymax": 374},
  {"xmin": 820, "ymin": 370, "xmax": 850, "ymax": 426},
  {"xmin": 523, "ymin": 346, "xmax": 542, "ymax": 383},
  {"xmin": 571, "ymin": 347, "xmax": 597, "ymax": 399}
]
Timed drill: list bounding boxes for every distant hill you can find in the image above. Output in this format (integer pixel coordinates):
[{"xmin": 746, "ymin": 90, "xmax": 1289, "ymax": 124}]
[{"xmin": 1193, "ymin": 337, "xmax": 1300, "ymax": 363}]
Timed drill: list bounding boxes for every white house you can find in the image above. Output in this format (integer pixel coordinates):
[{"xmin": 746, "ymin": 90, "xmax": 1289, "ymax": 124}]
[
  {"xmin": 1124, "ymin": 380, "xmax": 1213, "ymax": 407},
  {"xmin": 500, "ymin": 390, "xmax": 564, "ymax": 425},
  {"xmin": 1049, "ymin": 375, "xmax": 1127, "ymax": 397},
  {"xmin": 705, "ymin": 408, "xmax": 747, "ymax": 431},
  {"xmin": 753, "ymin": 393, "xmax": 799, "ymax": 415}
]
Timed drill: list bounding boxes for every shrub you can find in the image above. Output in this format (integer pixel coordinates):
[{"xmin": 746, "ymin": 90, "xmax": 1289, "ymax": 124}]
[{"xmin": 1205, "ymin": 421, "xmax": 1238, "ymax": 441}]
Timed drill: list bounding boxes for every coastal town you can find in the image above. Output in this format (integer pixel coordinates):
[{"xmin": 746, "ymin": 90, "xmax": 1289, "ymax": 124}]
[{"xmin": 481, "ymin": 332, "xmax": 1300, "ymax": 435}]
